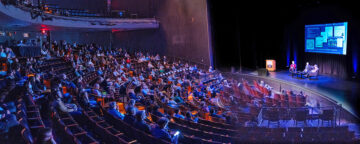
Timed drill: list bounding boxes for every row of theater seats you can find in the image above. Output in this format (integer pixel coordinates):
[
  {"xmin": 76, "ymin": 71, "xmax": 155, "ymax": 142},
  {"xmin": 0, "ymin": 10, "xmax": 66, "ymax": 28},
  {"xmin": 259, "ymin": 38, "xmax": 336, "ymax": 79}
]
[
  {"xmin": 153, "ymin": 100, "xmax": 236, "ymax": 143},
  {"xmin": 77, "ymin": 104, "xmax": 137, "ymax": 144},
  {"xmin": 237, "ymin": 81, "xmax": 307, "ymax": 108},
  {"xmin": 50, "ymin": 64, "xmax": 101, "ymax": 144},
  {"xmin": 17, "ymin": 95, "xmax": 45, "ymax": 143},
  {"xmin": 151, "ymin": 113, "xmax": 229, "ymax": 144},
  {"xmin": 53, "ymin": 110, "xmax": 98, "ymax": 144},
  {"xmin": 100, "ymin": 105, "xmax": 171, "ymax": 144}
]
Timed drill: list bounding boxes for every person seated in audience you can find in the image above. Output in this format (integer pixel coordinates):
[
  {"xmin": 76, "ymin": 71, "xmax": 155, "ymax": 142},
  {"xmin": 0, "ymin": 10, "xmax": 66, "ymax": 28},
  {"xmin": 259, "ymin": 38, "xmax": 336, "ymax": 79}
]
[
  {"xmin": 5, "ymin": 47, "xmax": 16, "ymax": 59},
  {"xmin": 151, "ymin": 117, "xmax": 178, "ymax": 143},
  {"xmin": 0, "ymin": 104, "xmax": 19, "ymax": 134},
  {"xmin": 53, "ymin": 82, "xmax": 71, "ymax": 104},
  {"xmin": 126, "ymin": 99, "xmax": 138, "ymax": 113},
  {"xmin": 14, "ymin": 66, "xmax": 23, "ymax": 81},
  {"xmin": 134, "ymin": 110, "xmax": 151, "ymax": 133},
  {"xmin": 289, "ymin": 60, "xmax": 296, "ymax": 73},
  {"xmin": 167, "ymin": 97, "xmax": 177, "ymax": 106},
  {"xmin": 173, "ymin": 109, "xmax": 185, "ymax": 119},
  {"xmin": 30, "ymin": 76, "xmax": 43, "ymax": 94},
  {"xmin": 60, "ymin": 74, "xmax": 76, "ymax": 90},
  {"xmin": 200, "ymin": 101, "xmax": 210, "ymax": 113},
  {"xmin": 185, "ymin": 111, "xmax": 198, "ymax": 123},
  {"xmin": 28, "ymin": 64, "xmax": 39, "ymax": 74},
  {"xmin": 92, "ymin": 83, "xmax": 104, "ymax": 98},
  {"xmin": 0, "ymin": 48, "xmax": 6, "ymax": 58},
  {"xmin": 34, "ymin": 127, "xmax": 56, "ymax": 144},
  {"xmin": 173, "ymin": 91, "xmax": 184, "ymax": 104},
  {"xmin": 53, "ymin": 88, "xmax": 78, "ymax": 113},
  {"xmin": 83, "ymin": 90, "xmax": 97, "ymax": 105},
  {"xmin": 210, "ymin": 108, "xmax": 224, "ymax": 119},
  {"xmin": 108, "ymin": 101, "xmax": 124, "ymax": 119},
  {"xmin": 128, "ymin": 92, "xmax": 139, "ymax": 101},
  {"xmin": 152, "ymin": 105, "xmax": 165, "ymax": 118},
  {"xmin": 123, "ymin": 107, "xmax": 136, "ymax": 125}
]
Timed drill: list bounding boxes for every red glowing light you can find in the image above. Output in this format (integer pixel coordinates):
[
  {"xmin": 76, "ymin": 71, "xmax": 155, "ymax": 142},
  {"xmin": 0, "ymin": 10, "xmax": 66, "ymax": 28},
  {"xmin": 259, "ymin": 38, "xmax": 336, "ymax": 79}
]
[
  {"xmin": 111, "ymin": 29, "xmax": 121, "ymax": 33},
  {"xmin": 41, "ymin": 29, "xmax": 46, "ymax": 34}
]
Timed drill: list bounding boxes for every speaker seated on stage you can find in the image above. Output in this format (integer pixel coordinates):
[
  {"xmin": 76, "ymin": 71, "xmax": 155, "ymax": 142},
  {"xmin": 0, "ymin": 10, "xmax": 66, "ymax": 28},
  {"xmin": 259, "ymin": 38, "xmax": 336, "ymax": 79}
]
[
  {"xmin": 303, "ymin": 62, "xmax": 312, "ymax": 74},
  {"xmin": 289, "ymin": 61, "xmax": 297, "ymax": 73},
  {"xmin": 307, "ymin": 64, "xmax": 319, "ymax": 78}
]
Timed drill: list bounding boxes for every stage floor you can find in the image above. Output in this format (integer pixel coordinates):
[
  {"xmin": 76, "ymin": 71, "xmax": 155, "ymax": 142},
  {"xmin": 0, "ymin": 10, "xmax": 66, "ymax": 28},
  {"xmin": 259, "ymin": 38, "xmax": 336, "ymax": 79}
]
[{"xmin": 245, "ymin": 70, "xmax": 360, "ymax": 118}]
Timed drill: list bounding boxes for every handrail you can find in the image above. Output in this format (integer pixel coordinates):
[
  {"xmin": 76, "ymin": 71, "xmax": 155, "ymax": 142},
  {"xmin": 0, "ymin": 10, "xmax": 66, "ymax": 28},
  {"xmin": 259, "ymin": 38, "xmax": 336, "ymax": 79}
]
[
  {"xmin": 257, "ymin": 108, "xmax": 263, "ymax": 126},
  {"xmin": 259, "ymin": 105, "xmax": 340, "ymax": 127}
]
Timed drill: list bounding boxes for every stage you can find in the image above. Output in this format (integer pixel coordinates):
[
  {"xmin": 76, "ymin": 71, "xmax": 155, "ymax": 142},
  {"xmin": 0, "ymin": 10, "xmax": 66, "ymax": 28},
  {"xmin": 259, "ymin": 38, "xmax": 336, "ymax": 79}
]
[{"xmin": 242, "ymin": 70, "xmax": 360, "ymax": 119}]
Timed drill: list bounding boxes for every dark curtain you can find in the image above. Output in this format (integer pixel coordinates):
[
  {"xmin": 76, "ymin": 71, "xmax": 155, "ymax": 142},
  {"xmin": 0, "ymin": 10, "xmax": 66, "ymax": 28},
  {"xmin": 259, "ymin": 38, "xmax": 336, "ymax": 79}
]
[{"xmin": 305, "ymin": 53, "xmax": 347, "ymax": 78}]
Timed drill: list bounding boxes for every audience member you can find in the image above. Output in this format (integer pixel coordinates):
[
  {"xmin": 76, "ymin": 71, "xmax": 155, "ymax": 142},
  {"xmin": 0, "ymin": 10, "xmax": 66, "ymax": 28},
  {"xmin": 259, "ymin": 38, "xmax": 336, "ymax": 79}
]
[
  {"xmin": 134, "ymin": 110, "xmax": 151, "ymax": 133},
  {"xmin": 108, "ymin": 101, "xmax": 124, "ymax": 119}
]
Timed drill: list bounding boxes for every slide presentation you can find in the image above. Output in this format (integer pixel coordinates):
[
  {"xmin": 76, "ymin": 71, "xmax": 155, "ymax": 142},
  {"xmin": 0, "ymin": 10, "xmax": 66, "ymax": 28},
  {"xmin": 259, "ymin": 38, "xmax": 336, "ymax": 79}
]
[{"xmin": 305, "ymin": 22, "xmax": 348, "ymax": 55}]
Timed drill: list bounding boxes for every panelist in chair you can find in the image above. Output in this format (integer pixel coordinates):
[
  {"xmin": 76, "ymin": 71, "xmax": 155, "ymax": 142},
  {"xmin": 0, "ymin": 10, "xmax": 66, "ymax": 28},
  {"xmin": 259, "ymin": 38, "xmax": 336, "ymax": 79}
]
[
  {"xmin": 307, "ymin": 64, "xmax": 319, "ymax": 78},
  {"xmin": 303, "ymin": 62, "xmax": 311, "ymax": 74},
  {"xmin": 289, "ymin": 61, "xmax": 297, "ymax": 73}
]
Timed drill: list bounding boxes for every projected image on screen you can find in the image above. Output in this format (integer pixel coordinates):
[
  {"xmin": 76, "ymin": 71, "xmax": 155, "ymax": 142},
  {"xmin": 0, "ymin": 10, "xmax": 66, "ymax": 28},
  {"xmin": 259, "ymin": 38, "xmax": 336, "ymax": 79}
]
[{"xmin": 305, "ymin": 22, "xmax": 348, "ymax": 55}]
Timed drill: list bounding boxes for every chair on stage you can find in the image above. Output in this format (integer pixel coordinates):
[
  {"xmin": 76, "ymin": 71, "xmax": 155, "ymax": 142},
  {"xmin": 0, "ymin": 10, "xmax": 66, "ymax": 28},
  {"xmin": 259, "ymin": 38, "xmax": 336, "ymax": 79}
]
[{"xmin": 308, "ymin": 68, "xmax": 319, "ymax": 79}]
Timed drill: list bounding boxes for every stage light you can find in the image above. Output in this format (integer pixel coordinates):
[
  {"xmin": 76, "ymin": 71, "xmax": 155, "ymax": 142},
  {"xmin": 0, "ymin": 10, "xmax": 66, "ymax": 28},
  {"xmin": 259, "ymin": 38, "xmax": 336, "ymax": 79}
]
[
  {"xmin": 23, "ymin": 33, "xmax": 29, "ymax": 38},
  {"xmin": 41, "ymin": 29, "xmax": 46, "ymax": 34},
  {"xmin": 353, "ymin": 53, "xmax": 358, "ymax": 74}
]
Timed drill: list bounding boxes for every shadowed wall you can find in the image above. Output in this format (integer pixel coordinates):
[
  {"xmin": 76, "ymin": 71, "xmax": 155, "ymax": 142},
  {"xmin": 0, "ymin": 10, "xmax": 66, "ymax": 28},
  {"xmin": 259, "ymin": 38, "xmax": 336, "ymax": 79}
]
[{"xmin": 112, "ymin": 0, "xmax": 211, "ymax": 65}]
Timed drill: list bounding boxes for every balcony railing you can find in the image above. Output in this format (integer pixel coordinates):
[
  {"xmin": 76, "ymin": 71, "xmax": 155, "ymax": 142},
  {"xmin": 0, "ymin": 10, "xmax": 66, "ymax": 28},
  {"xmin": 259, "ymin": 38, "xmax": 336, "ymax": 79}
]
[{"xmin": 1, "ymin": 0, "xmax": 145, "ymax": 19}]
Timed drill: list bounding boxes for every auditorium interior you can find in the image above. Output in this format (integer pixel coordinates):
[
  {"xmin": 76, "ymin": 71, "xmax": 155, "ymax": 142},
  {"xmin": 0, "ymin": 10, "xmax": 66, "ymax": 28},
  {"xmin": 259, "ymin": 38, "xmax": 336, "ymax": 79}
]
[{"xmin": 0, "ymin": 0, "xmax": 360, "ymax": 143}]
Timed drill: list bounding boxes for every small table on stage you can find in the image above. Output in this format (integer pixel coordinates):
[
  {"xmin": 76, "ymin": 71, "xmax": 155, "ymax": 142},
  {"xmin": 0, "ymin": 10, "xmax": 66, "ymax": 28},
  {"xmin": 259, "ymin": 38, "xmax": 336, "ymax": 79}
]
[{"xmin": 292, "ymin": 71, "xmax": 307, "ymax": 79}]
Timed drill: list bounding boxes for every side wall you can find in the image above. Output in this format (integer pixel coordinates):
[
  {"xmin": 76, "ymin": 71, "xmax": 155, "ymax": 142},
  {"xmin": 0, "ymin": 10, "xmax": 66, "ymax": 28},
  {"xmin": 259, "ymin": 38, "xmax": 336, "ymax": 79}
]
[{"xmin": 112, "ymin": 0, "xmax": 211, "ymax": 65}]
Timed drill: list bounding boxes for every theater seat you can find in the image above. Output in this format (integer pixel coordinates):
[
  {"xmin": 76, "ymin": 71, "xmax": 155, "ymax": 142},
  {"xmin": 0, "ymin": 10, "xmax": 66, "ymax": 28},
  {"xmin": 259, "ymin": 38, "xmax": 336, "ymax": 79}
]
[{"xmin": 21, "ymin": 128, "xmax": 33, "ymax": 144}]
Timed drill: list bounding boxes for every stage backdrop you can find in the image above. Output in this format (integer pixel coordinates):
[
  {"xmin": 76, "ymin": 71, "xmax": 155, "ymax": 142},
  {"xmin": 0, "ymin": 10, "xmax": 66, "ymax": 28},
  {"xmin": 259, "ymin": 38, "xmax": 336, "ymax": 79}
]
[
  {"xmin": 283, "ymin": 4, "xmax": 359, "ymax": 78},
  {"xmin": 305, "ymin": 53, "xmax": 347, "ymax": 78}
]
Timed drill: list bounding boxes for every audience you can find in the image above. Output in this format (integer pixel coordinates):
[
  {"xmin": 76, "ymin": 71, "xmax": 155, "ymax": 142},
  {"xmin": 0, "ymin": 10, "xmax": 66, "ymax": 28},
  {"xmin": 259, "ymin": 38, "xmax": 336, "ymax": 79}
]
[{"xmin": 0, "ymin": 38, "xmax": 328, "ymax": 143}]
